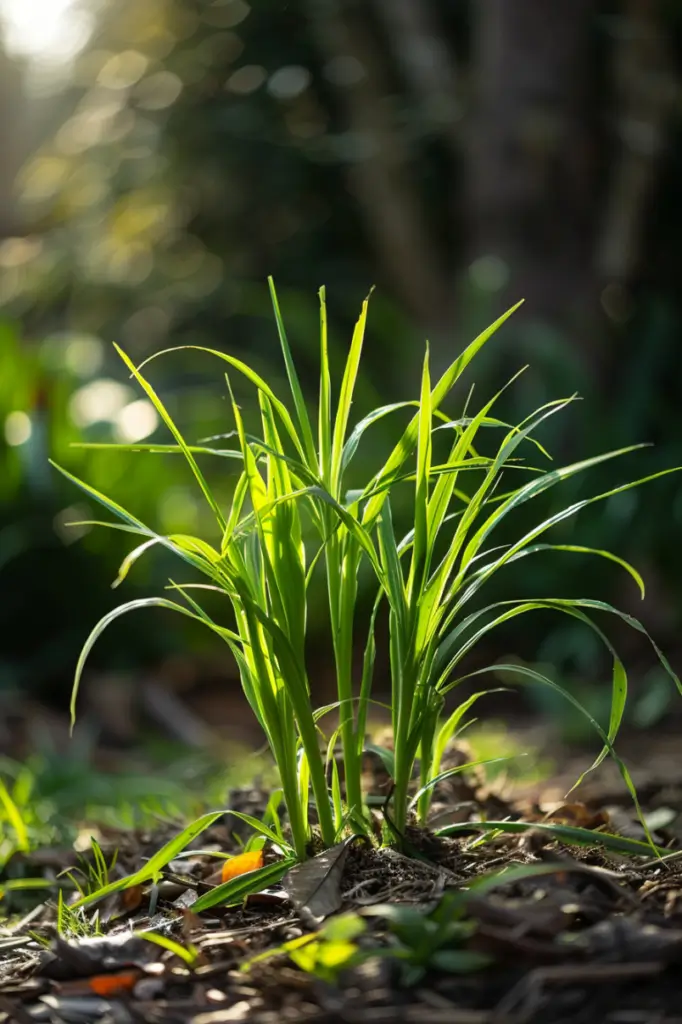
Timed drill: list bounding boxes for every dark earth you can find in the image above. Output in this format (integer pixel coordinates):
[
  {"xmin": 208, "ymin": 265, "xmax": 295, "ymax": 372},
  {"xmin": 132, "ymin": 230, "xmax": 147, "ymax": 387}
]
[{"xmin": 2, "ymin": 725, "xmax": 682, "ymax": 1024}]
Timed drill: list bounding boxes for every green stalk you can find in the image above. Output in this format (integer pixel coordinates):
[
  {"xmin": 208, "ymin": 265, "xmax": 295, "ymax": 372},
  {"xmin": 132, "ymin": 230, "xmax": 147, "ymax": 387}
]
[
  {"xmin": 416, "ymin": 701, "xmax": 437, "ymax": 823},
  {"xmin": 293, "ymin": 699, "xmax": 337, "ymax": 849},
  {"xmin": 274, "ymin": 732, "xmax": 309, "ymax": 861},
  {"xmin": 239, "ymin": 610, "xmax": 308, "ymax": 860},
  {"xmin": 389, "ymin": 643, "xmax": 416, "ymax": 837},
  {"xmin": 326, "ymin": 537, "xmax": 365, "ymax": 826}
]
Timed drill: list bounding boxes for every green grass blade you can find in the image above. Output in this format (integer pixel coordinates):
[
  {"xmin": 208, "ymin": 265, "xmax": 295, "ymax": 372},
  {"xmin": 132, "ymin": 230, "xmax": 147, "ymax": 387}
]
[
  {"xmin": 70, "ymin": 812, "xmax": 225, "ymax": 909},
  {"xmin": 331, "ymin": 756, "xmax": 343, "ymax": 832},
  {"xmin": 72, "ymin": 442, "xmax": 244, "ymax": 461},
  {"xmin": 50, "ymin": 468, "xmax": 226, "ymax": 589},
  {"xmin": 435, "ymin": 600, "xmax": 628, "ymax": 771},
  {"xmin": 112, "ymin": 538, "xmax": 161, "ymax": 588},
  {"xmin": 409, "ymin": 756, "xmax": 517, "ymax": 810},
  {"xmin": 331, "ymin": 292, "xmax": 371, "ymax": 495},
  {"xmin": 307, "ymin": 485, "xmax": 383, "ymax": 581},
  {"xmin": 0, "ymin": 777, "xmax": 29, "ymax": 852},
  {"xmin": 223, "ymin": 471, "xmax": 250, "ymax": 553},
  {"xmin": 227, "ymin": 810, "xmax": 293, "ymax": 850},
  {"xmin": 434, "ymin": 820, "xmax": 669, "ymax": 857},
  {"xmin": 50, "ymin": 461, "xmax": 152, "ymax": 534},
  {"xmin": 434, "ymin": 415, "xmax": 552, "ymax": 460},
  {"xmin": 376, "ymin": 498, "xmax": 406, "ymax": 629},
  {"xmin": 361, "ymin": 302, "xmax": 523, "ymax": 527},
  {"xmin": 318, "ymin": 285, "xmax": 332, "ymax": 482},
  {"xmin": 409, "ymin": 370, "xmax": 535, "ymax": 651},
  {"xmin": 356, "ymin": 596, "xmax": 381, "ymax": 757},
  {"xmin": 137, "ymin": 345, "xmax": 305, "ymax": 461},
  {"xmin": 136, "ymin": 932, "xmax": 198, "ymax": 967},
  {"xmin": 341, "ymin": 401, "xmax": 418, "ymax": 475},
  {"xmin": 364, "ymin": 743, "xmax": 395, "ymax": 780},
  {"xmin": 540, "ymin": 598, "xmax": 682, "ymax": 697},
  {"xmin": 268, "ymin": 277, "xmax": 317, "ymax": 467},
  {"xmin": 0, "ymin": 878, "xmax": 58, "ymax": 897},
  {"xmin": 429, "ymin": 302, "xmax": 524, "ymax": 409},
  {"xmin": 72, "ymin": 598, "xmax": 241, "ymax": 730},
  {"xmin": 409, "ymin": 346, "xmax": 432, "ymax": 598},
  {"xmin": 466, "ymin": 543, "xmax": 645, "ymax": 599},
  {"xmin": 451, "ymin": 662, "xmax": 653, "ymax": 849},
  {"xmin": 456, "ymin": 447, "xmax": 658, "ymax": 588},
  {"xmin": 114, "ymin": 345, "xmax": 225, "ymax": 531},
  {"xmin": 445, "ymin": 396, "xmax": 577, "ymax": 575},
  {"xmin": 432, "ymin": 691, "xmax": 504, "ymax": 784},
  {"xmin": 192, "ymin": 859, "xmax": 293, "ymax": 913}
]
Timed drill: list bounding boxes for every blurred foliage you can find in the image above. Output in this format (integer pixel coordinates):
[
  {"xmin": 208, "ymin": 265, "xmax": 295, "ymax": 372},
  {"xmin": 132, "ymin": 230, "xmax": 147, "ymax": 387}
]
[{"xmin": 1, "ymin": 0, "xmax": 682, "ymax": 724}]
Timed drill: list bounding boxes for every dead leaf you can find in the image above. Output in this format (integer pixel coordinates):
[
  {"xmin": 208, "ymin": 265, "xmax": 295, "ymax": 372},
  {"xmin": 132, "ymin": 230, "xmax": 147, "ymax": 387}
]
[
  {"xmin": 245, "ymin": 887, "xmax": 290, "ymax": 908},
  {"xmin": 39, "ymin": 933, "xmax": 154, "ymax": 980},
  {"xmin": 57, "ymin": 969, "xmax": 141, "ymax": 997},
  {"xmin": 221, "ymin": 850, "xmax": 264, "ymax": 884},
  {"xmin": 543, "ymin": 803, "xmax": 610, "ymax": 830},
  {"xmin": 283, "ymin": 836, "xmax": 358, "ymax": 927}
]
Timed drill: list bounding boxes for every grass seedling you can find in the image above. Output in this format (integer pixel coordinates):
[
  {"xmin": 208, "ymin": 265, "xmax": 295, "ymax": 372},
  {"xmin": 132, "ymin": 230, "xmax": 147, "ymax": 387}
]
[
  {"xmin": 56, "ymin": 889, "xmax": 102, "ymax": 938},
  {"xmin": 54, "ymin": 281, "xmax": 682, "ymax": 861},
  {"xmin": 60, "ymin": 837, "xmax": 117, "ymax": 900}
]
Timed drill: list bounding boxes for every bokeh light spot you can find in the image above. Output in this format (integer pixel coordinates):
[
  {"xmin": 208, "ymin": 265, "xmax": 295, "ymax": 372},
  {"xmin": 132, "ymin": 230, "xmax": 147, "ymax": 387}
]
[
  {"xmin": 468, "ymin": 255, "xmax": 509, "ymax": 292},
  {"xmin": 53, "ymin": 504, "xmax": 92, "ymax": 544},
  {"xmin": 20, "ymin": 157, "xmax": 69, "ymax": 202},
  {"xmin": 136, "ymin": 71, "xmax": 183, "ymax": 111},
  {"xmin": 226, "ymin": 65, "xmax": 266, "ymax": 95},
  {"xmin": 97, "ymin": 50, "xmax": 148, "ymax": 89},
  {"xmin": 202, "ymin": 0, "xmax": 250, "ymax": 30},
  {"xmin": 4, "ymin": 411, "xmax": 32, "ymax": 447},
  {"xmin": 114, "ymin": 399, "xmax": 159, "ymax": 443},
  {"xmin": 64, "ymin": 335, "xmax": 105, "ymax": 377},
  {"xmin": 0, "ymin": 236, "xmax": 43, "ymax": 267},
  {"xmin": 267, "ymin": 66, "xmax": 312, "ymax": 101},
  {"xmin": 69, "ymin": 379, "xmax": 134, "ymax": 428}
]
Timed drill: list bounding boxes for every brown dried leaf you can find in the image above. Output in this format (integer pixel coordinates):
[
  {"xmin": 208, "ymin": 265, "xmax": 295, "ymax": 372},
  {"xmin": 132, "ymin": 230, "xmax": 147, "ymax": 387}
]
[
  {"xmin": 543, "ymin": 803, "xmax": 610, "ymax": 830},
  {"xmin": 283, "ymin": 837, "xmax": 357, "ymax": 926}
]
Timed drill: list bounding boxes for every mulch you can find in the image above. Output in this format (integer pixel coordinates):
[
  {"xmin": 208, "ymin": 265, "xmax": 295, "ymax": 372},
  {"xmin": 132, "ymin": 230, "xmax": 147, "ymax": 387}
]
[{"xmin": 2, "ymin": 741, "xmax": 682, "ymax": 1024}]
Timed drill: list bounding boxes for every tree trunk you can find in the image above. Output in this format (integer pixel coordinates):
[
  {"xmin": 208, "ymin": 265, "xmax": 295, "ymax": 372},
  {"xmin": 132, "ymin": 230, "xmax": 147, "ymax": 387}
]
[{"xmin": 467, "ymin": 0, "xmax": 598, "ymax": 370}]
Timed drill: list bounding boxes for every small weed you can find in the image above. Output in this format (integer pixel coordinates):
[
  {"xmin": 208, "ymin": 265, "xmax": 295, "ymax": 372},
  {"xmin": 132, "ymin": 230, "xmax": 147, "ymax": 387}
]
[
  {"xmin": 364, "ymin": 900, "xmax": 491, "ymax": 986},
  {"xmin": 243, "ymin": 913, "xmax": 367, "ymax": 984},
  {"xmin": 60, "ymin": 837, "xmax": 118, "ymax": 901},
  {"xmin": 56, "ymin": 889, "xmax": 102, "ymax": 939}
]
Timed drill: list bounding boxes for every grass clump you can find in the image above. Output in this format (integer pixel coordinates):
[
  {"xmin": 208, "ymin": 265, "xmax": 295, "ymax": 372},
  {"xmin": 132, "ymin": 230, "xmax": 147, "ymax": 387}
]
[{"xmin": 53, "ymin": 281, "xmax": 682, "ymax": 862}]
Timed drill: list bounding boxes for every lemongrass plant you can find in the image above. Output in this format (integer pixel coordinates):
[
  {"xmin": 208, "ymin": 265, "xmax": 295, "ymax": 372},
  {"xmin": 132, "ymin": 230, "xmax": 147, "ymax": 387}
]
[{"xmin": 54, "ymin": 281, "xmax": 681, "ymax": 859}]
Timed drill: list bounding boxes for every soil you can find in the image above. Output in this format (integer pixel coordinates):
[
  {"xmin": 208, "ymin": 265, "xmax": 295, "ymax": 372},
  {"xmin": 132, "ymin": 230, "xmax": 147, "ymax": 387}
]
[{"xmin": 1, "ymin": 729, "xmax": 682, "ymax": 1023}]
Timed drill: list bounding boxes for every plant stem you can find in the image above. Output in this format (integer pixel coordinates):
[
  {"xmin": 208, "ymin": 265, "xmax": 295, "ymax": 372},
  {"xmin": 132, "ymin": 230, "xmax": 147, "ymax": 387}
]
[
  {"xmin": 296, "ymin": 709, "xmax": 337, "ymax": 849},
  {"xmin": 327, "ymin": 543, "xmax": 365, "ymax": 828}
]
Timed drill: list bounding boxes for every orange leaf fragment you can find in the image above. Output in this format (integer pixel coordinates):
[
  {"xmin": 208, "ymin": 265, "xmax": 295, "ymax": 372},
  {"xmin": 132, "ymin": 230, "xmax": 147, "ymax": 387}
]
[
  {"xmin": 221, "ymin": 850, "xmax": 264, "ymax": 883},
  {"xmin": 86, "ymin": 970, "xmax": 141, "ymax": 997}
]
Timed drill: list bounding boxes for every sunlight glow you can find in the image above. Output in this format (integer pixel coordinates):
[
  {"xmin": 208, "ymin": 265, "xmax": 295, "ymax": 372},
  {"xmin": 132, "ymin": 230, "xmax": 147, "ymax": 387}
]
[{"xmin": 1, "ymin": 0, "xmax": 92, "ymax": 61}]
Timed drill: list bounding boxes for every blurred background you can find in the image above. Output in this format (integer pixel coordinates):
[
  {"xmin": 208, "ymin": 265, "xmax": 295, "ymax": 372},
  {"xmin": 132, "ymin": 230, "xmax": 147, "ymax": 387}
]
[{"xmin": 2, "ymin": 0, "xmax": 682, "ymax": 801}]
